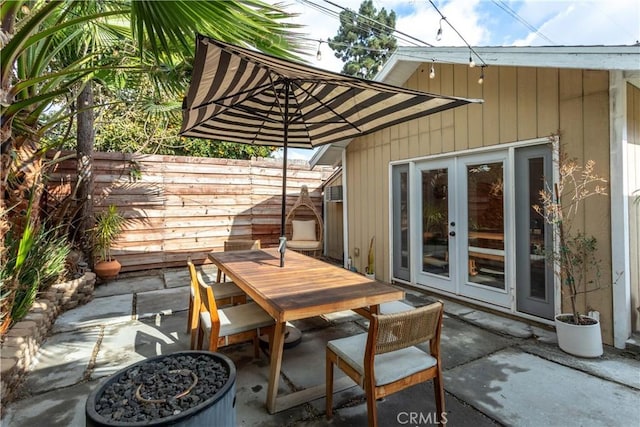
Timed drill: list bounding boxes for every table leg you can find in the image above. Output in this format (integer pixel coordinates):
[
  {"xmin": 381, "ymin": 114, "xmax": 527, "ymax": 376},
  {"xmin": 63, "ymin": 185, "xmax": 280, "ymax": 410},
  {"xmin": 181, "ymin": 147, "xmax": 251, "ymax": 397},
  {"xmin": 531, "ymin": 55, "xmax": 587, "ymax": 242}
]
[{"xmin": 266, "ymin": 321, "xmax": 287, "ymax": 414}]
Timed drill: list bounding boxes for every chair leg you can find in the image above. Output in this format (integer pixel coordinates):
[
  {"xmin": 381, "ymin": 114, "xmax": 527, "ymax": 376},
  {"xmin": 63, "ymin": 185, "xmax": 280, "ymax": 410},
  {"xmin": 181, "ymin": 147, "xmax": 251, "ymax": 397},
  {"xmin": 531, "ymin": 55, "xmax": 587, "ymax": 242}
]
[
  {"xmin": 264, "ymin": 327, "xmax": 274, "ymax": 356},
  {"xmin": 186, "ymin": 298, "xmax": 193, "ymax": 334},
  {"xmin": 189, "ymin": 324, "xmax": 197, "ymax": 350},
  {"xmin": 433, "ymin": 368, "xmax": 446, "ymax": 426},
  {"xmin": 364, "ymin": 381, "xmax": 378, "ymax": 427},
  {"xmin": 196, "ymin": 327, "xmax": 204, "ymax": 350},
  {"xmin": 253, "ymin": 335, "xmax": 260, "ymax": 359},
  {"xmin": 326, "ymin": 352, "xmax": 334, "ymax": 419}
]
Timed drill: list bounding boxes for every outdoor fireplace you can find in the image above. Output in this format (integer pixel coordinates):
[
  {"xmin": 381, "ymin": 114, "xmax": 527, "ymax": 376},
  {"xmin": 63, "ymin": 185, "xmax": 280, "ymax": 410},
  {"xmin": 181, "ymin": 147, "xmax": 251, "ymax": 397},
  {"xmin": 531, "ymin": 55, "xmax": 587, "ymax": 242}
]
[{"xmin": 85, "ymin": 351, "xmax": 236, "ymax": 426}]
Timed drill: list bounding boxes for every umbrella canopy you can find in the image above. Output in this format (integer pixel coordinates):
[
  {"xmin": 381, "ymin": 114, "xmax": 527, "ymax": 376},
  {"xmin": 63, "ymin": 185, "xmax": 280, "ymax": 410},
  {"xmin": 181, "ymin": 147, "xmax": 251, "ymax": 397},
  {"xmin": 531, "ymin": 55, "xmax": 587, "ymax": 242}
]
[{"xmin": 180, "ymin": 34, "xmax": 481, "ymax": 265}]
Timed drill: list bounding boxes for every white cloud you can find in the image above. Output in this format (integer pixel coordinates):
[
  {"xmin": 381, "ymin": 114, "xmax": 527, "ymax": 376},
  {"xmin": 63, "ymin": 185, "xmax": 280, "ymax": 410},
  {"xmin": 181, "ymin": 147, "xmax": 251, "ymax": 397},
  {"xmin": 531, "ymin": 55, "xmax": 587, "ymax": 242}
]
[
  {"xmin": 514, "ymin": 0, "xmax": 640, "ymax": 46},
  {"xmin": 266, "ymin": 0, "xmax": 640, "ymax": 161},
  {"xmin": 276, "ymin": 0, "xmax": 639, "ymax": 67}
]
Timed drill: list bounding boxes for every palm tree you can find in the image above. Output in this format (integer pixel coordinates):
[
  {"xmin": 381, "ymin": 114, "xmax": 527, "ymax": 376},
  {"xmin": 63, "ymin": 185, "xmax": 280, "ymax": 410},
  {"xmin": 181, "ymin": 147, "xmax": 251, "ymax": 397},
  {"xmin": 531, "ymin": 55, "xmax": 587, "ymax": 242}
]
[{"xmin": 0, "ymin": 0, "xmax": 303, "ymax": 330}]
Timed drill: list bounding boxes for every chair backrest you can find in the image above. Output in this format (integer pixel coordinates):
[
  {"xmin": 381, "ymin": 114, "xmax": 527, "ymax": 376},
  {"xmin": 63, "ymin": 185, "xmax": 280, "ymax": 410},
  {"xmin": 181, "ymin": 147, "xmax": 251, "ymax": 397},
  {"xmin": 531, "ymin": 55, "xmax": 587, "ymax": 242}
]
[
  {"xmin": 367, "ymin": 301, "xmax": 444, "ymax": 358},
  {"xmin": 224, "ymin": 239, "xmax": 261, "ymax": 252},
  {"xmin": 197, "ymin": 270, "xmax": 221, "ymax": 331},
  {"xmin": 187, "ymin": 258, "xmax": 199, "ymax": 304},
  {"xmin": 285, "ymin": 186, "xmax": 324, "ymax": 244},
  {"xmin": 197, "ymin": 270, "xmax": 219, "ymax": 315}
]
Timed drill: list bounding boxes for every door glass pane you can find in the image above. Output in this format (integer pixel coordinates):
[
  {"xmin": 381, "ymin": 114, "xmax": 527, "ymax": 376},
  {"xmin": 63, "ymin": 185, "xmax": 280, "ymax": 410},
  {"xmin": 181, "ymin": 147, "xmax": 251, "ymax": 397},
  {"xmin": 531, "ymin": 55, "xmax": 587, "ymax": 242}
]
[
  {"xmin": 467, "ymin": 162, "xmax": 505, "ymax": 289},
  {"xmin": 528, "ymin": 158, "xmax": 546, "ymax": 299},
  {"xmin": 422, "ymin": 169, "xmax": 449, "ymax": 277},
  {"xmin": 400, "ymin": 171, "xmax": 409, "ymax": 269}
]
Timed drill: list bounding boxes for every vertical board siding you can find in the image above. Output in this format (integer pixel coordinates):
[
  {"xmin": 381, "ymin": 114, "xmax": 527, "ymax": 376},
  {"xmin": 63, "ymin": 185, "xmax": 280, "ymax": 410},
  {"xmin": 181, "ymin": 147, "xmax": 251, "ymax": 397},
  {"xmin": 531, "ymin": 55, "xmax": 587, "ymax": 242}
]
[
  {"xmin": 628, "ymin": 83, "xmax": 640, "ymax": 332},
  {"xmin": 47, "ymin": 152, "xmax": 331, "ymax": 272},
  {"xmin": 324, "ymin": 173, "xmax": 344, "ymax": 261},
  {"xmin": 346, "ymin": 63, "xmax": 614, "ymax": 343}
]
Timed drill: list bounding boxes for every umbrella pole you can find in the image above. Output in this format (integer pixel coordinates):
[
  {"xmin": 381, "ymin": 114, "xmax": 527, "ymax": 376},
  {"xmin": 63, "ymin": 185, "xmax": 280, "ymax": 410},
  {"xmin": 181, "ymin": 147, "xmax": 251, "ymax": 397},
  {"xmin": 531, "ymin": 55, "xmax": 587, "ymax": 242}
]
[{"xmin": 279, "ymin": 81, "xmax": 290, "ymax": 268}]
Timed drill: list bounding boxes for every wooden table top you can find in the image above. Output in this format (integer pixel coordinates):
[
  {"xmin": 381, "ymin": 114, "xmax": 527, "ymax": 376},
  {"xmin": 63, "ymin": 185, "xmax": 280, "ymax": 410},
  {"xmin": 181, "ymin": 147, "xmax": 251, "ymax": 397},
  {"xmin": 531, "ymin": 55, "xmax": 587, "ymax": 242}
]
[{"xmin": 208, "ymin": 248, "xmax": 404, "ymax": 323}]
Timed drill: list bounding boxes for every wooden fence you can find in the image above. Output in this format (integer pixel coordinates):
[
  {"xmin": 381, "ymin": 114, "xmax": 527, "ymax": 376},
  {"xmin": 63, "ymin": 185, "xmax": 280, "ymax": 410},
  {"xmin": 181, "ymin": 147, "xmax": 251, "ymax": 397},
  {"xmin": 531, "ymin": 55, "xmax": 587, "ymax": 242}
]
[{"xmin": 48, "ymin": 152, "xmax": 333, "ymax": 272}]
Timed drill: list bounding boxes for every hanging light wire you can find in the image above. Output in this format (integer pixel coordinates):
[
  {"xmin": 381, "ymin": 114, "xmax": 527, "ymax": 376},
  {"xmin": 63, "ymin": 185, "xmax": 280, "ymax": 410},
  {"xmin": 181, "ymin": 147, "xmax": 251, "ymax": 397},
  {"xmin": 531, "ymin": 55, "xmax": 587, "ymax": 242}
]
[
  {"xmin": 428, "ymin": 0, "xmax": 487, "ymax": 67},
  {"xmin": 491, "ymin": 0, "xmax": 556, "ymax": 45},
  {"xmin": 298, "ymin": 0, "xmax": 433, "ymax": 48},
  {"xmin": 293, "ymin": 0, "xmax": 488, "ymax": 83}
]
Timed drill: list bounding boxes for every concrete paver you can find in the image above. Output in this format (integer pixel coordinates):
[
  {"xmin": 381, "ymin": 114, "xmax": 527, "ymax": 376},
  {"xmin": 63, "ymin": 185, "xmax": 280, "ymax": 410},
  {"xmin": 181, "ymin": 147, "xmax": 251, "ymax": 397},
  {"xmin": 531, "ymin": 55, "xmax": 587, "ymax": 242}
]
[
  {"xmin": 520, "ymin": 342, "xmax": 640, "ymax": 389},
  {"xmin": 93, "ymin": 314, "xmax": 189, "ymax": 379},
  {"xmin": 135, "ymin": 287, "xmax": 189, "ymax": 318},
  {"xmin": 444, "ymin": 348, "xmax": 640, "ymax": 427},
  {"xmin": 52, "ymin": 293, "xmax": 133, "ymax": 333},
  {"xmin": 2, "ymin": 380, "xmax": 99, "ymax": 427},
  {"xmin": 4, "ymin": 268, "xmax": 640, "ymax": 427},
  {"xmin": 94, "ymin": 274, "xmax": 164, "ymax": 297},
  {"xmin": 24, "ymin": 326, "xmax": 101, "ymax": 392}
]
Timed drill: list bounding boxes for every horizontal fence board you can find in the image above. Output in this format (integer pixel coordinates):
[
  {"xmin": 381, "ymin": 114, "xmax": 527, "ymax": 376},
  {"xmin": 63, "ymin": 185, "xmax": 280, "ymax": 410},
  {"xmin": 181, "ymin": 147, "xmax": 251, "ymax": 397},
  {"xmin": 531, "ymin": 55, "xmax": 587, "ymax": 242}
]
[{"xmin": 47, "ymin": 151, "xmax": 332, "ymax": 273}]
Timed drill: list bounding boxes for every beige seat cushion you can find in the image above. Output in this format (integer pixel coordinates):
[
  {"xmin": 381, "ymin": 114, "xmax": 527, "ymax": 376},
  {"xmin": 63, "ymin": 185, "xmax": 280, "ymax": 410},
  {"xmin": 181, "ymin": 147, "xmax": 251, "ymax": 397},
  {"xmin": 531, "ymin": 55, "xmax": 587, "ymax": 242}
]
[
  {"xmin": 379, "ymin": 300, "xmax": 414, "ymax": 314},
  {"xmin": 286, "ymin": 239, "xmax": 321, "ymax": 250},
  {"xmin": 210, "ymin": 281, "xmax": 245, "ymax": 300},
  {"xmin": 292, "ymin": 220, "xmax": 317, "ymax": 241},
  {"xmin": 327, "ymin": 333, "xmax": 437, "ymax": 386},
  {"xmin": 200, "ymin": 302, "xmax": 274, "ymax": 337}
]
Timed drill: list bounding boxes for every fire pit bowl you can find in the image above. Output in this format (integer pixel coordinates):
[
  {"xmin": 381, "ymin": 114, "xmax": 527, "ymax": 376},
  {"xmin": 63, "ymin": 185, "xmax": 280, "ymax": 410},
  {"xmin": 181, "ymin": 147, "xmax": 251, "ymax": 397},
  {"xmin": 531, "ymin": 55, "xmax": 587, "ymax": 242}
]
[{"xmin": 86, "ymin": 351, "xmax": 236, "ymax": 427}]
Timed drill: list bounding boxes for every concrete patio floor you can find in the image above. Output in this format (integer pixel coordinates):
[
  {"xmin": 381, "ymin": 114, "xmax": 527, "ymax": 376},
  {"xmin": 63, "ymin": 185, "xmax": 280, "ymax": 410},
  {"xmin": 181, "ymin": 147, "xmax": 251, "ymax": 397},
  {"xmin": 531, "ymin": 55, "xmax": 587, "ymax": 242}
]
[{"xmin": 3, "ymin": 266, "xmax": 639, "ymax": 426}]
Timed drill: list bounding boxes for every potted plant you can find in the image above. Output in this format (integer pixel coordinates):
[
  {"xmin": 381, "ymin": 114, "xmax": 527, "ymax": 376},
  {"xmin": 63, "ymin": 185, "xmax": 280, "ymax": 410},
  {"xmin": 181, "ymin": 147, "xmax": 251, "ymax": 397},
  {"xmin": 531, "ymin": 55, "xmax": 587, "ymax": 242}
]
[
  {"xmin": 365, "ymin": 236, "xmax": 375, "ymax": 280},
  {"xmin": 93, "ymin": 205, "xmax": 125, "ymax": 281},
  {"xmin": 534, "ymin": 146, "xmax": 607, "ymax": 357}
]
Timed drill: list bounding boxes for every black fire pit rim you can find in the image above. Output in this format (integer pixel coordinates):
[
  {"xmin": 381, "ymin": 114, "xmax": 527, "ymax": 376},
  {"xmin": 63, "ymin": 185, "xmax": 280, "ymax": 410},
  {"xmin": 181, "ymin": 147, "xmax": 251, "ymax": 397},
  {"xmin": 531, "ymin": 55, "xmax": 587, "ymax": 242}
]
[{"xmin": 85, "ymin": 350, "xmax": 236, "ymax": 427}]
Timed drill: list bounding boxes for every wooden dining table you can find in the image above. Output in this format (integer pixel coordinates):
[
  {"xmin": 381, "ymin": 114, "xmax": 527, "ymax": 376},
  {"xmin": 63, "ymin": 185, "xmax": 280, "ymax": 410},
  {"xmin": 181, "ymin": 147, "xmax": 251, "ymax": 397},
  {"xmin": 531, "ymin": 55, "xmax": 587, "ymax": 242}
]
[{"xmin": 208, "ymin": 247, "xmax": 404, "ymax": 414}]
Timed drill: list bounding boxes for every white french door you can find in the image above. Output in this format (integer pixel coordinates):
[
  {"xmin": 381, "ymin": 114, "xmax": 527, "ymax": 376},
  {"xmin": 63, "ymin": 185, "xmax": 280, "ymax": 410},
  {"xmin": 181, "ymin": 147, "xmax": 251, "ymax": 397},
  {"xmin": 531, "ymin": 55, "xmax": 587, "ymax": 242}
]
[
  {"xmin": 416, "ymin": 159, "xmax": 457, "ymax": 293},
  {"xmin": 415, "ymin": 153, "xmax": 511, "ymax": 307},
  {"xmin": 456, "ymin": 152, "xmax": 511, "ymax": 307},
  {"xmin": 394, "ymin": 142, "xmax": 554, "ymax": 316}
]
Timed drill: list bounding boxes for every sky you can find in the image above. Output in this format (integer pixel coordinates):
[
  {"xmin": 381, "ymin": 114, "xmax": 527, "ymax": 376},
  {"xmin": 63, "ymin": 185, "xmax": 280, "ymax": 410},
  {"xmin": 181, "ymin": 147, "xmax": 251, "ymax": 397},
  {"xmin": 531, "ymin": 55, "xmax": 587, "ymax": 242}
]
[{"xmin": 269, "ymin": 0, "xmax": 640, "ymax": 160}]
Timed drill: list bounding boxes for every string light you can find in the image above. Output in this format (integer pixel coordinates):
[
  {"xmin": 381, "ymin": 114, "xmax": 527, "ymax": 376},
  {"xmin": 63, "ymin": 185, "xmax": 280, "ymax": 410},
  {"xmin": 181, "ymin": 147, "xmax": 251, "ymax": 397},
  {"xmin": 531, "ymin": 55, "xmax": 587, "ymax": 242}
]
[
  {"xmin": 316, "ymin": 41, "xmax": 322, "ymax": 61},
  {"xmin": 436, "ymin": 18, "xmax": 443, "ymax": 41},
  {"xmin": 478, "ymin": 66, "xmax": 485, "ymax": 85},
  {"xmin": 468, "ymin": 52, "xmax": 476, "ymax": 68},
  {"xmin": 429, "ymin": 61, "xmax": 436, "ymax": 79}
]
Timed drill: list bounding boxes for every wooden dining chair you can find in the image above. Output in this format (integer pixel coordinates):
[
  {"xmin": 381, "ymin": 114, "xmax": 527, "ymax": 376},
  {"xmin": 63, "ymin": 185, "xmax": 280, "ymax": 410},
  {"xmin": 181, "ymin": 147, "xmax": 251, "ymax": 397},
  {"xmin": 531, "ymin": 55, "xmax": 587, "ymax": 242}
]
[
  {"xmin": 217, "ymin": 239, "xmax": 261, "ymax": 283},
  {"xmin": 186, "ymin": 258, "xmax": 246, "ymax": 349},
  {"xmin": 326, "ymin": 301, "xmax": 446, "ymax": 427},
  {"xmin": 197, "ymin": 270, "xmax": 274, "ymax": 358},
  {"xmin": 354, "ymin": 279, "xmax": 414, "ymax": 319}
]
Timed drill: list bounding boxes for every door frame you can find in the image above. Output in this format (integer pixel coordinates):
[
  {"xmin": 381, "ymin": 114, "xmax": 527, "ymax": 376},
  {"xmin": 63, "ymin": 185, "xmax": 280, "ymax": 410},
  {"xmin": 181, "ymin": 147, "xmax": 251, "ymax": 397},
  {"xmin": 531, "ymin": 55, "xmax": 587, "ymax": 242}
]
[
  {"xmin": 456, "ymin": 150, "xmax": 512, "ymax": 307},
  {"xmin": 415, "ymin": 158, "xmax": 458, "ymax": 294},
  {"xmin": 389, "ymin": 136, "xmax": 560, "ymax": 324}
]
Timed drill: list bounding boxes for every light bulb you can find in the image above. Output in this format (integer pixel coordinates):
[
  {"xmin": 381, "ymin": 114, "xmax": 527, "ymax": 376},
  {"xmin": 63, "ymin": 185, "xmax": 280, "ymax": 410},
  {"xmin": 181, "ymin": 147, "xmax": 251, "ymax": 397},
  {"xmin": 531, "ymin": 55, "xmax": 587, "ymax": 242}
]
[
  {"xmin": 316, "ymin": 48, "xmax": 322, "ymax": 61},
  {"xmin": 429, "ymin": 64, "xmax": 435, "ymax": 79},
  {"xmin": 469, "ymin": 56, "xmax": 476, "ymax": 68},
  {"xmin": 478, "ymin": 67, "xmax": 485, "ymax": 85}
]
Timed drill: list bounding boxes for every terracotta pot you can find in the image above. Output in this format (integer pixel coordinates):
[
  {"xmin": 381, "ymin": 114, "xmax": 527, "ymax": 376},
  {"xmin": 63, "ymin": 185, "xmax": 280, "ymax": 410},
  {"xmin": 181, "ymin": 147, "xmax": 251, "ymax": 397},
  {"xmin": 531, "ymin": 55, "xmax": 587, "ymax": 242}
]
[
  {"xmin": 554, "ymin": 314, "xmax": 603, "ymax": 358},
  {"xmin": 94, "ymin": 259, "xmax": 121, "ymax": 281}
]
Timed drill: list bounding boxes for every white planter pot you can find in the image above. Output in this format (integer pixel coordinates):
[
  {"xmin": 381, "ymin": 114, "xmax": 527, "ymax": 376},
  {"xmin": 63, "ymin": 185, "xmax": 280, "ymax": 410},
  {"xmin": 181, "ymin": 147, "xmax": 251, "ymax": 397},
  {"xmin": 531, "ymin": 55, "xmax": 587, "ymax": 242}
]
[
  {"xmin": 554, "ymin": 314, "xmax": 603, "ymax": 358},
  {"xmin": 364, "ymin": 272, "xmax": 375, "ymax": 280}
]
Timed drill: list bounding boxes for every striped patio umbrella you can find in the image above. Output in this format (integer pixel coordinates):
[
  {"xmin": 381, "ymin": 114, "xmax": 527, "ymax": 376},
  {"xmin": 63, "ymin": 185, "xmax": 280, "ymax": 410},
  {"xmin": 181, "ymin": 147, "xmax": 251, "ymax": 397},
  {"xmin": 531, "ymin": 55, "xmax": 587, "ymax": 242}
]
[{"xmin": 181, "ymin": 34, "xmax": 481, "ymax": 266}]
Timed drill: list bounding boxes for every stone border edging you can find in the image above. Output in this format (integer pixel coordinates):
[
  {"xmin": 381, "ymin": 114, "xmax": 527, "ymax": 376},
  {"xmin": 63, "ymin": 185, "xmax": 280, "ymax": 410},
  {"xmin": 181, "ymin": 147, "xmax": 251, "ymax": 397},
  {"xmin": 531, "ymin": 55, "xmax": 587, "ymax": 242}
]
[{"xmin": 0, "ymin": 272, "xmax": 96, "ymax": 407}]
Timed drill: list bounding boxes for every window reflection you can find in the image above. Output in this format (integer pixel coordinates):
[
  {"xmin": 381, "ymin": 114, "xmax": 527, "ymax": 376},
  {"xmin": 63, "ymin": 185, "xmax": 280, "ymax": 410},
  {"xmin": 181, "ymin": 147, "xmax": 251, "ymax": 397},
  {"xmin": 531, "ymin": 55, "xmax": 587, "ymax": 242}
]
[
  {"xmin": 422, "ymin": 169, "xmax": 449, "ymax": 277},
  {"xmin": 467, "ymin": 162, "xmax": 505, "ymax": 290}
]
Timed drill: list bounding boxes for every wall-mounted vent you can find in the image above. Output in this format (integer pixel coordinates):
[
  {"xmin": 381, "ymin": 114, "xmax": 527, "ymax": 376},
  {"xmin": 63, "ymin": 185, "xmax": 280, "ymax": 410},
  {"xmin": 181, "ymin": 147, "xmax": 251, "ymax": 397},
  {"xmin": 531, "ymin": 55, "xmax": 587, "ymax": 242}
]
[{"xmin": 325, "ymin": 185, "xmax": 343, "ymax": 202}]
